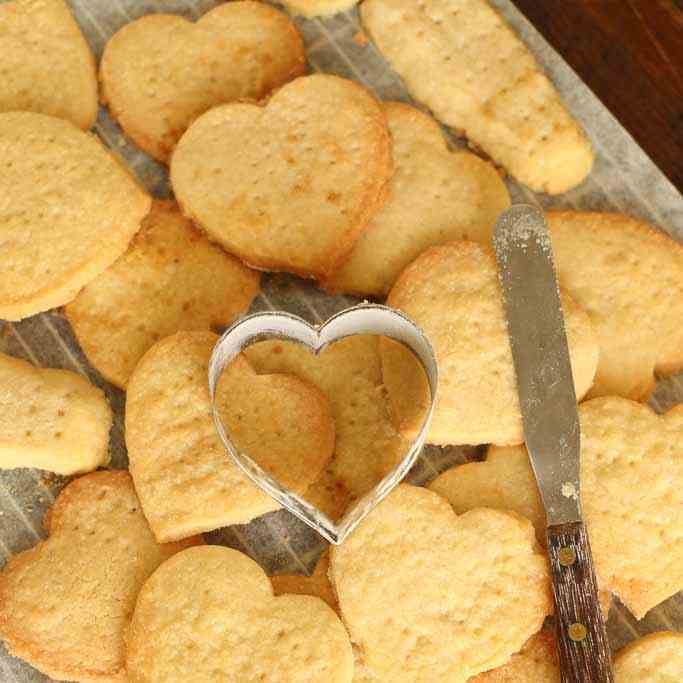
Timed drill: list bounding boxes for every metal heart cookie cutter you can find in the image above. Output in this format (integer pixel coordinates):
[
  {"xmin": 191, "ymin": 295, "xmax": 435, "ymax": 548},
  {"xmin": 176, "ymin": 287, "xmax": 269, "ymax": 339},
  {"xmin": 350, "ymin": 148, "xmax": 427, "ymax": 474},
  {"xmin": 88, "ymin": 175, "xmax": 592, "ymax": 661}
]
[{"xmin": 208, "ymin": 304, "xmax": 438, "ymax": 545}]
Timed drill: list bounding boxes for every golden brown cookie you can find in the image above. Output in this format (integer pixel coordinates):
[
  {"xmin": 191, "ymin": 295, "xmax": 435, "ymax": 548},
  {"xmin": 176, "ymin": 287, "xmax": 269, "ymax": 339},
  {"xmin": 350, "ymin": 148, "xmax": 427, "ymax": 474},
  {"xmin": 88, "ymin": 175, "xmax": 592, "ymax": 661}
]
[
  {"xmin": 431, "ymin": 397, "xmax": 683, "ymax": 619},
  {"xmin": 547, "ymin": 211, "xmax": 683, "ymax": 401},
  {"xmin": 381, "ymin": 241, "xmax": 598, "ymax": 445},
  {"xmin": 361, "ymin": 0, "xmax": 594, "ymax": 194},
  {"xmin": 325, "ymin": 102, "xmax": 510, "ymax": 296},
  {"xmin": 100, "ymin": 2, "xmax": 305, "ymax": 162},
  {"xmin": 0, "ymin": 471, "xmax": 199, "ymax": 682},
  {"xmin": 246, "ymin": 335, "xmax": 409, "ymax": 519},
  {"xmin": 0, "ymin": 352, "xmax": 111, "ymax": 474},
  {"xmin": 66, "ymin": 200, "xmax": 260, "ymax": 389},
  {"xmin": 126, "ymin": 332, "xmax": 335, "ymax": 542},
  {"xmin": 0, "ymin": 0, "xmax": 97, "ymax": 130},
  {"xmin": 171, "ymin": 74, "xmax": 392, "ymax": 279},
  {"xmin": 614, "ymin": 631, "xmax": 683, "ymax": 682},
  {"xmin": 330, "ymin": 485, "xmax": 552, "ymax": 681},
  {"xmin": 126, "ymin": 545, "xmax": 354, "ymax": 682},
  {"xmin": 0, "ymin": 111, "xmax": 151, "ymax": 320}
]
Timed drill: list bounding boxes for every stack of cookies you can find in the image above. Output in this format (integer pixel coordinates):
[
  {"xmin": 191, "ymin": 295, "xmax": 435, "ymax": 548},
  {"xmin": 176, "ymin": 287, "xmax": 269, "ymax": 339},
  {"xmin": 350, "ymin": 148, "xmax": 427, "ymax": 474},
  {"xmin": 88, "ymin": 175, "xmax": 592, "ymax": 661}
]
[{"xmin": 0, "ymin": 1, "xmax": 681, "ymax": 681}]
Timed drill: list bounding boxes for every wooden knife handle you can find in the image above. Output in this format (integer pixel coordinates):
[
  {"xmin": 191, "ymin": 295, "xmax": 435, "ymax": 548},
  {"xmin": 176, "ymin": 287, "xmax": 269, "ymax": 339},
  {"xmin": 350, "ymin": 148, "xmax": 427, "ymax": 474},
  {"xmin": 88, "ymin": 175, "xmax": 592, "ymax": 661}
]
[{"xmin": 547, "ymin": 521, "xmax": 614, "ymax": 683}]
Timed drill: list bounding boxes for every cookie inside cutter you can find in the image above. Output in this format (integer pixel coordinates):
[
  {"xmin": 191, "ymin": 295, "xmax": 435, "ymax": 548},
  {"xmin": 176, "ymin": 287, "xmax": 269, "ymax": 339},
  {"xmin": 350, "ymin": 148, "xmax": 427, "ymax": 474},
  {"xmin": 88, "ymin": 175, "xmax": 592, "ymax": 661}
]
[{"xmin": 208, "ymin": 304, "xmax": 438, "ymax": 545}]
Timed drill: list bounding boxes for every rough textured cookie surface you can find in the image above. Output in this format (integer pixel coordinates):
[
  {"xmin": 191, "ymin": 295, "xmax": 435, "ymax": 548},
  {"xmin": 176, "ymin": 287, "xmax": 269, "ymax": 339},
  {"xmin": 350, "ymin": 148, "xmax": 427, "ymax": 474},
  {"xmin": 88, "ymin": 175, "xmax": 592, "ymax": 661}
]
[
  {"xmin": 0, "ymin": 0, "xmax": 97, "ymax": 130},
  {"xmin": 280, "ymin": 0, "xmax": 359, "ymax": 18},
  {"xmin": 325, "ymin": 102, "xmax": 510, "ymax": 296},
  {"xmin": 171, "ymin": 74, "xmax": 392, "ymax": 279},
  {"xmin": 0, "ymin": 352, "xmax": 111, "ymax": 474},
  {"xmin": 548, "ymin": 211, "xmax": 683, "ymax": 401},
  {"xmin": 126, "ymin": 545, "xmax": 353, "ymax": 683},
  {"xmin": 382, "ymin": 241, "xmax": 598, "ymax": 445},
  {"xmin": 66, "ymin": 200, "xmax": 260, "ymax": 389},
  {"xmin": 246, "ymin": 336, "xmax": 408, "ymax": 519},
  {"xmin": 471, "ymin": 631, "xmax": 559, "ymax": 682},
  {"xmin": 0, "ymin": 112, "xmax": 151, "ymax": 320},
  {"xmin": 100, "ymin": 2, "xmax": 305, "ymax": 162},
  {"xmin": 0, "ymin": 471, "xmax": 198, "ymax": 682},
  {"xmin": 126, "ymin": 332, "xmax": 335, "ymax": 542},
  {"xmin": 330, "ymin": 485, "xmax": 552, "ymax": 682},
  {"xmin": 361, "ymin": 0, "xmax": 594, "ymax": 194},
  {"xmin": 614, "ymin": 631, "xmax": 683, "ymax": 682},
  {"xmin": 432, "ymin": 397, "xmax": 683, "ymax": 619}
]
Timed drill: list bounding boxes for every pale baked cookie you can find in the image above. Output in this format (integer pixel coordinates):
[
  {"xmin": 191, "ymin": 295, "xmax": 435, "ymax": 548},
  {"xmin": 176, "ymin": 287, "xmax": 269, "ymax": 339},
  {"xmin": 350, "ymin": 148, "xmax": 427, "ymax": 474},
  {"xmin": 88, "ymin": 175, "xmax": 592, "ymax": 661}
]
[
  {"xmin": 547, "ymin": 211, "xmax": 683, "ymax": 401},
  {"xmin": 382, "ymin": 241, "xmax": 598, "ymax": 446},
  {"xmin": 126, "ymin": 332, "xmax": 335, "ymax": 542},
  {"xmin": 330, "ymin": 485, "xmax": 552, "ymax": 682},
  {"xmin": 100, "ymin": 2, "xmax": 305, "ymax": 162},
  {"xmin": 271, "ymin": 550, "xmax": 338, "ymax": 611},
  {"xmin": 431, "ymin": 397, "xmax": 683, "ymax": 619},
  {"xmin": 614, "ymin": 632, "xmax": 683, "ymax": 682},
  {"xmin": 0, "ymin": 0, "xmax": 97, "ymax": 130},
  {"xmin": 126, "ymin": 545, "xmax": 354, "ymax": 683},
  {"xmin": 279, "ymin": 0, "xmax": 359, "ymax": 18},
  {"xmin": 246, "ymin": 335, "xmax": 408, "ymax": 519},
  {"xmin": 361, "ymin": 0, "xmax": 594, "ymax": 194},
  {"xmin": 65, "ymin": 200, "xmax": 260, "ymax": 389},
  {"xmin": 0, "ymin": 471, "xmax": 199, "ymax": 682},
  {"xmin": 0, "ymin": 352, "xmax": 111, "ymax": 475},
  {"xmin": 324, "ymin": 102, "xmax": 510, "ymax": 297},
  {"xmin": 430, "ymin": 443, "xmax": 611, "ymax": 617},
  {"xmin": 0, "ymin": 112, "xmax": 151, "ymax": 320},
  {"xmin": 471, "ymin": 631, "xmax": 559, "ymax": 682},
  {"xmin": 171, "ymin": 74, "xmax": 392, "ymax": 279}
]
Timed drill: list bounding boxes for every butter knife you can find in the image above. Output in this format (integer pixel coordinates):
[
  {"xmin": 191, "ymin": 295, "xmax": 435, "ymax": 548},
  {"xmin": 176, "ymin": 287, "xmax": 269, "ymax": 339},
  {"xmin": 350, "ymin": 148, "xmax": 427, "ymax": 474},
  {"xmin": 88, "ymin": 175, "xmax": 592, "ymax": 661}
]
[{"xmin": 493, "ymin": 205, "xmax": 614, "ymax": 682}]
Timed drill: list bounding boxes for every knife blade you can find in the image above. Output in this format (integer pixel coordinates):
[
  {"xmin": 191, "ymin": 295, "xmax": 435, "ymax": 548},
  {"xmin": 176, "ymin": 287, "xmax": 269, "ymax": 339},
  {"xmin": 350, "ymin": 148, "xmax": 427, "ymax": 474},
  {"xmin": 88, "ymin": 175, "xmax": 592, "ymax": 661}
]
[{"xmin": 494, "ymin": 205, "xmax": 614, "ymax": 683}]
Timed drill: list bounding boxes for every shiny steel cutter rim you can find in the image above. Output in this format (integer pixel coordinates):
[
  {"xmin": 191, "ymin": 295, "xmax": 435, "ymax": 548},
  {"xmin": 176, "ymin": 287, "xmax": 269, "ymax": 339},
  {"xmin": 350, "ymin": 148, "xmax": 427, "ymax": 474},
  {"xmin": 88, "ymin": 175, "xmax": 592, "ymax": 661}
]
[{"xmin": 208, "ymin": 303, "xmax": 438, "ymax": 545}]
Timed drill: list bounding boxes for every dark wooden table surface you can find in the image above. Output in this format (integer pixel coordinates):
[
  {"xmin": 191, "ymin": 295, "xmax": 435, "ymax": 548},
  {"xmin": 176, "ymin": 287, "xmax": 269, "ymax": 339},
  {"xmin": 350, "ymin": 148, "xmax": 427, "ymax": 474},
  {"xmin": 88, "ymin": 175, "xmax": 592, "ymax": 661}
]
[{"xmin": 512, "ymin": 0, "xmax": 683, "ymax": 195}]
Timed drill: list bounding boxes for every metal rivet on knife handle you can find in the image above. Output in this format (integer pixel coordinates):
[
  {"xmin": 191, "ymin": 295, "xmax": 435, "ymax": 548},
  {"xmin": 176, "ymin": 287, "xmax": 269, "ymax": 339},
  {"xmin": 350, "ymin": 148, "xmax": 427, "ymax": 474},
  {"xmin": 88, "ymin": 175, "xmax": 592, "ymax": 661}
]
[
  {"xmin": 559, "ymin": 546, "xmax": 577, "ymax": 567},
  {"xmin": 569, "ymin": 623, "xmax": 588, "ymax": 642}
]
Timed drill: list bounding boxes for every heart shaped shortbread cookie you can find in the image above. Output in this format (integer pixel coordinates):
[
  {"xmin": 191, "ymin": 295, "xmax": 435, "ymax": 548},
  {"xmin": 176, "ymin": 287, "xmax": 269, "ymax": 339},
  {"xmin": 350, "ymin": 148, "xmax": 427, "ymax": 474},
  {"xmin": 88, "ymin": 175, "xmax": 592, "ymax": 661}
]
[
  {"xmin": 0, "ymin": 471, "xmax": 199, "ymax": 682},
  {"xmin": 0, "ymin": 0, "xmax": 97, "ymax": 130},
  {"xmin": 171, "ymin": 74, "xmax": 393, "ymax": 279},
  {"xmin": 0, "ymin": 111, "xmax": 151, "ymax": 320},
  {"xmin": 126, "ymin": 331, "xmax": 335, "ymax": 542},
  {"xmin": 330, "ymin": 485, "xmax": 552, "ymax": 682},
  {"xmin": 126, "ymin": 545, "xmax": 353, "ymax": 682},
  {"xmin": 547, "ymin": 211, "xmax": 683, "ymax": 401},
  {"xmin": 614, "ymin": 632, "xmax": 683, "ymax": 682},
  {"xmin": 100, "ymin": 2, "xmax": 305, "ymax": 162},
  {"xmin": 325, "ymin": 102, "xmax": 510, "ymax": 296},
  {"xmin": 66, "ymin": 200, "xmax": 260, "ymax": 389},
  {"xmin": 431, "ymin": 397, "xmax": 683, "ymax": 619},
  {"xmin": 381, "ymin": 241, "xmax": 598, "ymax": 446},
  {"xmin": 0, "ymin": 352, "xmax": 111, "ymax": 474}
]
